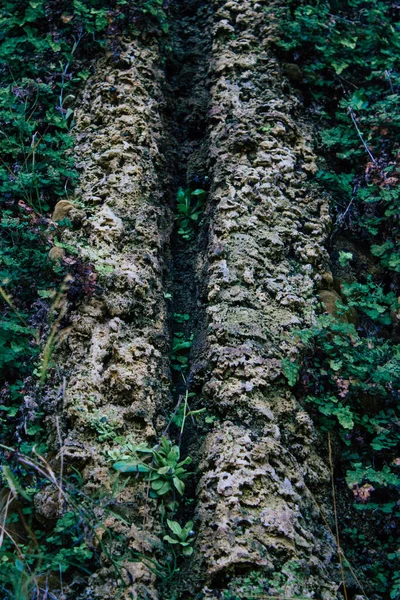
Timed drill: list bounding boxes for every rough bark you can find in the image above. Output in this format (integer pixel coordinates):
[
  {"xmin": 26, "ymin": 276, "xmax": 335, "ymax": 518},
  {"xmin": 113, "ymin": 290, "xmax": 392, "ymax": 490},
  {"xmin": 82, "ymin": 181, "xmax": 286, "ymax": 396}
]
[
  {"xmin": 51, "ymin": 1, "xmax": 342, "ymax": 597},
  {"xmin": 57, "ymin": 37, "xmax": 172, "ymax": 599}
]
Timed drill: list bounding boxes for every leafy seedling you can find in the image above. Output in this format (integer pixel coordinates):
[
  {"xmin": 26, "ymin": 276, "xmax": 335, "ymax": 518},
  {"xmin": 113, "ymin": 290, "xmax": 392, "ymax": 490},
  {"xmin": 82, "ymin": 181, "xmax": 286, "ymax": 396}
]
[
  {"xmin": 171, "ymin": 333, "xmax": 193, "ymax": 372},
  {"xmin": 163, "ymin": 519, "xmax": 195, "ymax": 556},
  {"xmin": 113, "ymin": 437, "xmax": 192, "ymax": 497},
  {"xmin": 175, "ymin": 187, "xmax": 205, "ymax": 240}
]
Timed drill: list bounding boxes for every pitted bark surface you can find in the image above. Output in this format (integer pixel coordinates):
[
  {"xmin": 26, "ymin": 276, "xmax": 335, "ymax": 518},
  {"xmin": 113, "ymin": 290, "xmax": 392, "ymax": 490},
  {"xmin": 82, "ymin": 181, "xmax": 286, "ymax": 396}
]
[
  {"xmin": 191, "ymin": 1, "xmax": 338, "ymax": 597},
  {"xmin": 57, "ymin": 39, "xmax": 172, "ymax": 600},
  {"xmin": 51, "ymin": 1, "xmax": 341, "ymax": 598}
]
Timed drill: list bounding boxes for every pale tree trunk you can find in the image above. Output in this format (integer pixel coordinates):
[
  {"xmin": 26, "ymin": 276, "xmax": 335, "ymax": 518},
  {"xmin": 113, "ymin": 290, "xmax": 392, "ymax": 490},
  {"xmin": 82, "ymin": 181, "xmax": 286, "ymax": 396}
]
[
  {"xmin": 192, "ymin": 1, "xmax": 337, "ymax": 598},
  {"xmin": 50, "ymin": 1, "xmax": 342, "ymax": 598}
]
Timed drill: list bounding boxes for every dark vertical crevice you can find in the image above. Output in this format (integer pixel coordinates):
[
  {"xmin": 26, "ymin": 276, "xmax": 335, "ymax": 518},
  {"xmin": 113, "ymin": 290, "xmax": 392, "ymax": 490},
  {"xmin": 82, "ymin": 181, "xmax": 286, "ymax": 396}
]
[
  {"xmin": 157, "ymin": 1, "xmax": 213, "ymax": 597},
  {"xmin": 162, "ymin": 0, "xmax": 212, "ymax": 395}
]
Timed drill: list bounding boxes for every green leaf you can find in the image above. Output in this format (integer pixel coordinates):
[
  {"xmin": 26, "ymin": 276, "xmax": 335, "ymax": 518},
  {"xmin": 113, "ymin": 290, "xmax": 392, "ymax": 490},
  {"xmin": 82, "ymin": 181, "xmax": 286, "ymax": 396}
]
[
  {"xmin": 329, "ymin": 359, "xmax": 342, "ymax": 372},
  {"xmin": 281, "ymin": 358, "xmax": 300, "ymax": 387},
  {"xmin": 182, "ymin": 520, "xmax": 194, "ymax": 538},
  {"xmin": 113, "ymin": 461, "xmax": 149, "ymax": 473},
  {"xmin": 340, "ymin": 36, "xmax": 358, "ymax": 50},
  {"xmin": 173, "ymin": 477, "xmax": 185, "ymax": 495},
  {"xmin": 151, "ymin": 479, "xmax": 167, "ymax": 490},
  {"xmin": 157, "ymin": 466, "xmax": 171, "ymax": 475},
  {"xmin": 332, "ymin": 60, "xmax": 349, "ymax": 74},
  {"xmin": 163, "ymin": 535, "xmax": 179, "ymax": 544},
  {"xmin": 336, "ymin": 406, "xmax": 354, "ymax": 430},
  {"xmin": 167, "ymin": 519, "xmax": 182, "ymax": 537},
  {"xmin": 151, "ymin": 480, "xmax": 171, "ymax": 495},
  {"xmin": 349, "ymin": 89, "xmax": 368, "ymax": 110}
]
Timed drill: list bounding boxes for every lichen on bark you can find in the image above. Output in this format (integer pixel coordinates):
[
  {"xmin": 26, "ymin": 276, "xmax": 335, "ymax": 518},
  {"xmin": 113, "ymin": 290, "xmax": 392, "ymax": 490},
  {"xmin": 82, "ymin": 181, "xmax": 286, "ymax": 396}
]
[
  {"xmin": 50, "ymin": 1, "xmax": 343, "ymax": 598},
  {"xmin": 188, "ymin": 1, "xmax": 338, "ymax": 597}
]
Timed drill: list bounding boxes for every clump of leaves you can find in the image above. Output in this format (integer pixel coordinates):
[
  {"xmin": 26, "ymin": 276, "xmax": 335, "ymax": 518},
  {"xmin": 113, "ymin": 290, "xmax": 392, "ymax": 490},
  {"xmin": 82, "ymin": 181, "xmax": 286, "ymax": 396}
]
[
  {"xmin": 273, "ymin": 4, "xmax": 400, "ymax": 594},
  {"xmin": 0, "ymin": 454, "xmax": 94, "ymax": 599},
  {"xmin": 0, "ymin": 0, "xmax": 170, "ymax": 385},
  {"xmin": 0, "ymin": 2, "xmax": 172, "ymax": 594},
  {"xmin": 221, "ymin": 561, "xmax": 306, "ymax": 600},
  {"xmin": 171, "ymin": 332, "xmax": 193, "ymax": 373},
  {"xmin": 175, "ymin": 187, "xmax": 205, "ymax": 240},
  {"xmin": 163, "ymin": 519, "xmax": 195, "ymax": 556},
  {"xmin": 273, "ymin": 0, "xmax": 400, "ymax": 272},
  {"xmin": 113, "ymin": 436, "xmax": 192, "ymax": 498},
  {"xmin": 340, "ymin": 278, "xmax": 398, "ymax": 325}
]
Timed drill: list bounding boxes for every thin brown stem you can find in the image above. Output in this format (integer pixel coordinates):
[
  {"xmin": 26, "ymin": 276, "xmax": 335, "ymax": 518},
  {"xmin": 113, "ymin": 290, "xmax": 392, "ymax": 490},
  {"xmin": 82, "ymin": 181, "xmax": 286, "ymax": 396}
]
[{"xmin": 328, "ymin": 433, "xmax": 348, "ymax": 600}]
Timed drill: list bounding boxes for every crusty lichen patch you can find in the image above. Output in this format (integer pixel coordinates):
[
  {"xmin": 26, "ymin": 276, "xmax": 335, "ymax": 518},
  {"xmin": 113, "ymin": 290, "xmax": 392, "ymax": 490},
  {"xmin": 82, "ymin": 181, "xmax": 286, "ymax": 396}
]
[
  {"xmin": 49, "ymin": 39, "xmax": 174, "ymax": 599},
  {"xmin": 45, "ymin": 0, "xmax": 342, "ymax": 597},
  {"xmin": 196, "ymin": 424, "xmax": 337, "ymax": 599},
  {"xmin": 189, "ymin": 0, "xmax": 339, "ymax": 596}
]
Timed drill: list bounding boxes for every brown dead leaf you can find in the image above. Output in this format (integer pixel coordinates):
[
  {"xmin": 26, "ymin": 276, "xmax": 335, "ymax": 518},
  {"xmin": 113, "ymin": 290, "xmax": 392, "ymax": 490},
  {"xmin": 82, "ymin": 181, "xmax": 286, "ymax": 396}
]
[{"xmin": 353, "ymin": 483, "xmax": 375, "ymax": 503}]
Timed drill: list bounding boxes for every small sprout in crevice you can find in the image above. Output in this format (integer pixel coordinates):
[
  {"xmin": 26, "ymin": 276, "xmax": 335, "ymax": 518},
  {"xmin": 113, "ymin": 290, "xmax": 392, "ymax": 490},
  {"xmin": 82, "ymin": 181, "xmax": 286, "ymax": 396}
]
[
  {"xmin": 113, "ymin": 436, "xmax": 192, "ymax": 498},
  {"xmin": 170, "ymin": 396, "xmax": 205, "ymax": 429},
  {"xmin": 175, "ymin": 187, "xmax": 206, "ymax": 240},
  {"xmin": 163, "ymin": 519, "xmax": 195, "ymax": 556},
  {"xmin": 171, "ymin": 332, "xmax": 193, "ymax": 372},
  {"xmin": 173, "ymin": 312, "xmax": 190, "ymax": 323}
]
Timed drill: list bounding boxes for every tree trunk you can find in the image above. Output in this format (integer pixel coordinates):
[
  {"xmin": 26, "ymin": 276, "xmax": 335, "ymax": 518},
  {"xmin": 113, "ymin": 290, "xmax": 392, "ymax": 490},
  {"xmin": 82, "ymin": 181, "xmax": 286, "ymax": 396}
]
[{"xmin": 55, "ymin": 1, "xmax": 341, "ymax": 597}]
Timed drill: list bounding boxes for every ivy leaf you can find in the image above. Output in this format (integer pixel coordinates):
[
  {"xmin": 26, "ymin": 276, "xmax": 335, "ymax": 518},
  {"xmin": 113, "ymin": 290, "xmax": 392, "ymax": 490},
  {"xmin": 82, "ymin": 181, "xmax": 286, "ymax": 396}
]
[
  {"xmin": 336, "ymin": 407, "xmax": 355, "ymax": 430},
  {"xmin": 329, "ymin": 359, "xmax": 343, "ymax": 372}
]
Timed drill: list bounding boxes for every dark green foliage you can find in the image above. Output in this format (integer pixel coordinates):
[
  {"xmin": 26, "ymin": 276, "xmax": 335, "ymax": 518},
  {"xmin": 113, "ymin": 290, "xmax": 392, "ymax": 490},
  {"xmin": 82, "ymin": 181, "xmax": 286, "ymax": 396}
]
[
  {"xmin": 274, "ymin": 0, "xmax": 400, "ymax": 271},
  {"xmin": 275, "ymin": 3, "xmax": 400, "ymax": 596},
  {"xmin": 0, "ymin": 0, "xmax": 169, "ymax": 386},
  {"xmin": 0, "ymin": 209, "xmax": 59, "ymax": 376},
  {"xmin": 175, "ymin": 187, "xmax": 206, "ymax": 240},
  {"xmin": 0, "ymin": 2, "xmax": 170, "ymax": 595},
  {"xmin": 283, "ymin": 281, "xmax": 400, "ymax": 596},
  {"xmin": 0, "ymin": 0, "xmax": 168, "ymax": 213},
  {"xmin": 0, "ymin": 457, "xmax": 138, "ymax": 599},
  {"xmin": 171, "ymin": 331, "xmax": 193, "ymax": 372}
]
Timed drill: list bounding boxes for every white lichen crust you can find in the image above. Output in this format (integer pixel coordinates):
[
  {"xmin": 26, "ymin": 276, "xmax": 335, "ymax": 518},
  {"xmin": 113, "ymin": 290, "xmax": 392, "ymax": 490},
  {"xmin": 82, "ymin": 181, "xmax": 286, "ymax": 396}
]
[
  {"xmin": 57, "ymin": 39, "xmax": 172, "ymax": 600},
  {"xmin": 193, "ymin": 1, "xmax": 339, "ymax": 597}
]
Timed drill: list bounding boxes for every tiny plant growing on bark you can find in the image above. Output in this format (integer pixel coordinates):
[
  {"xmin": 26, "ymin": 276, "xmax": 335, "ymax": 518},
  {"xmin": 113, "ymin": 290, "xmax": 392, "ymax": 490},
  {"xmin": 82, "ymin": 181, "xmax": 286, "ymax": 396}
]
[
  {"xmin": 113, "ymin": 436, "xmax": 192, "ymax": 498},
  {"xmin": 175, "ymin": 187, "xmax": 206, "ymax": 240},
  {"xmin": 163, "ymin": 519, "xmax": 195, "ymax": 556}
]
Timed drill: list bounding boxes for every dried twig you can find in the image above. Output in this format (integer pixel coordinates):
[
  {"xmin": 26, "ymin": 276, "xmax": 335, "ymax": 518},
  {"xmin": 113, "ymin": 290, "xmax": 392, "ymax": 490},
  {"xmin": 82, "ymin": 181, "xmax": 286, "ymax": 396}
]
[{"xmin": 348, "ymin": 106, "xmax": 378, "ymax": 166}]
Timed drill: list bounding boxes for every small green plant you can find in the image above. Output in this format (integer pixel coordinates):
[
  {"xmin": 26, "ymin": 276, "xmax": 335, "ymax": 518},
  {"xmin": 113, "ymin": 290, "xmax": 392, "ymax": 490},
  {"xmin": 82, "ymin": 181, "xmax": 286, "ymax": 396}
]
[
  {"xmin": 221, "ymin": 561, "xmax": 308, "ymax": 599},
  {"xmin": 170, "ymin": 398, "xmax": 205, "ymax": 429},
  {"xmin": 113, "ymin": 436, "xmax": 192, "ymax": 498},
  {"xmin": 0, "ymin": 452, "xmax": 93, "ymax": 599},
  {"xmin": 340, "ymin": 278, "xmax": 398, "ymax": 325},
  {"xmin": 163, "ymin": 519, "xmax": 195, "ymax": 556},
  {"xmin": 272, "ymin": 2, "xmax": 400, "ymax": 596},
  {"xmin": 272, "ymin": 0, "xmax": 400, "ymax": 274},
  {"xmin": 90, "ymin": 413, "xmax": 122, "ymax": 442},
  {"xmin": 171, "ymin": 332, "xmax": 193, "ymax": 372},
  {"xmin": 175, "ymin": 187, "xmax": 205, "ymax": 240}
]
